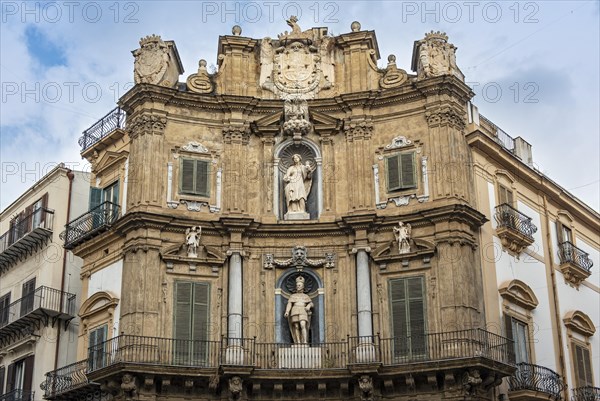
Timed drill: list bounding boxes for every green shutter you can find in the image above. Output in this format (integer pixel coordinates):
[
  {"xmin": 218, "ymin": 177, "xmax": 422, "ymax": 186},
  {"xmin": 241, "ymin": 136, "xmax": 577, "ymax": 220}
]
[
  {"xmin": 390, "ymin": 277, "xmax": 425, "ymax": 358},
  {"xmin": 400, "ymin": 152, "xmax": 416, "ymax": 189},
  {"xmin": 174, "ymin": 282, "xmax": 192, "ymax": 340},
  {"xmin": 174, "ymin": 282, "xmax": 210, "ymax": 364},
  {"xmin": 195, "ymin": 161, "xmax": 210, "ymax": 197},
  {"xmin": 180, "ymin": 159, "xmax": 195, "ymax": 194},
  {"xmin": 89, "ymin": 187, "xmax": 102, "ymax": 211},
  {"xmin": 386, "ymin": 155, "xmax": 400, "ymax": 191}
]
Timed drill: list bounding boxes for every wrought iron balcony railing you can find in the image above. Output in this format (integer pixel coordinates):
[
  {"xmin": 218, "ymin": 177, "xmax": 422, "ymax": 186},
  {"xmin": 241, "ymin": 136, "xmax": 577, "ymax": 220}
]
[
  {"xmin": 572, "ymin": 386, "xmax": 600, "ymax": 401},
  {"xmin": 0, "ymin": 286, "xmax": 76, "ymax": 346},
  {"xmin": 82, "ymin": 329, "xmax": 513, "ymax": 374},
  {"xmin": 0, "ymin": 390, "xmax": 34, "ymax": 401},
  {"xmin": 42, "ymin": 360, "xmax": 91, "ymax": 399},
  {"xmin": 494, "ymin": 203, "xmax": 538, "ymax": 239},
  {"xmin": 0, "ymin": 207, "xmax": 54, "ymax": 273},
  {"xmin": 558, "ymin": 241, "xmax": 593, "ymax": 272},
  {"xmin": 508, "ymin": 362, "xmax": 565, "ymax": 400},
  {"xmin": 60, "ymin": 201, "xmax": 120, "ymax": 249},
  {"xmin": 78, "ymin": 107, "xmax": 126, "ymax": 152}
]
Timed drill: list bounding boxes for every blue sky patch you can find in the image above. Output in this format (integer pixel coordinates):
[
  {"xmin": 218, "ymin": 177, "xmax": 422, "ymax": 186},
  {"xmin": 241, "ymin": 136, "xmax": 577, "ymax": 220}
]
[{"xmin": 25, "ymin": 25, "xmax": 67, "ymax": 67}]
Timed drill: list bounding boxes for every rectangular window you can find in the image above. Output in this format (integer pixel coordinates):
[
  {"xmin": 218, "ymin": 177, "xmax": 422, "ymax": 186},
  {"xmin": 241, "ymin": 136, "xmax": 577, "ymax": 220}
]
[
  {"xmin": 386, "ymin": 152, "xmax": 416, "ymax": 192},
  {"xmin": 573, "ymin": 343, "xmax": 594, "ymax": 387},
  {"xmin": 6, "ymin": 356, "xmax": 33, "ymax": 394},
  {"xmin": 180, "ymin": 158, "xmax": 210, "ymax": 197},
  {"xmin": 0, "ymin": 293, "xmax": 10, "ymax": 326},
  {"xmin": 558, "ymin": 223, "xmax": 573, "ymax": 244},
  {"xmin": 88, "ymin": 325, "xmax": 108, "ymax": 371},
  {"xmin": 173, "ymin": 282, "xmax": 210, "ymax": 364},
  {"xmin": 498, "ymin": 185, "xmax": 514, "ymax": 205},
  {"xmin": 389, "ymin": 276, "xmax": 426, "ymax": 359},
  {"xmin": 505, "ymin": 315, "xmax": 530, "ymax": 364}
]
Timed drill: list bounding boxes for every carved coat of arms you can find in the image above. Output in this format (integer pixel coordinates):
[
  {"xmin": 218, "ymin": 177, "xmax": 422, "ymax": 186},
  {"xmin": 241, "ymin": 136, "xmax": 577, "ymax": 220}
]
[
  {"xmin": 273, "ymin": 41, "xmax": 319, "ymax": 96},
  {"xmin": 133, "ymin": 35, "xmax": 170, "ymax": 85}
]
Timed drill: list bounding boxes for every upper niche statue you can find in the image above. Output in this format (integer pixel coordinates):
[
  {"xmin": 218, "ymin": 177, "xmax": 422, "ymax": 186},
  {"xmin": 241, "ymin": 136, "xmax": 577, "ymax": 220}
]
[{"xmin": 283, "ymin": 154, "xmax": 315, "ymax": 219}]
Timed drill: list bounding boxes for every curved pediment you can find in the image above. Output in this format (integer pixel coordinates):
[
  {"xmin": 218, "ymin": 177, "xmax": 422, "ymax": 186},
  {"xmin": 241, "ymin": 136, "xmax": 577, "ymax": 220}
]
[
  {"xmin": 79, "ymin": 291, "xmax": 119, "ymax": 318},
  {"xmin": 499, "ymin": 280, "xmax": 538, "ymax": 310},
  {"xmin": 563, "ymin": 310, "xmax": 596, "ymax": 337}
]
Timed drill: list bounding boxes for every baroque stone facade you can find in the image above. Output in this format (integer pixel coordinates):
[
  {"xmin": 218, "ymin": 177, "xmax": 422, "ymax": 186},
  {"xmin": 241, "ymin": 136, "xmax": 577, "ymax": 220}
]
[{"xmin": 40, "ymin": 17, "xmax": 599, "ymax": 401}]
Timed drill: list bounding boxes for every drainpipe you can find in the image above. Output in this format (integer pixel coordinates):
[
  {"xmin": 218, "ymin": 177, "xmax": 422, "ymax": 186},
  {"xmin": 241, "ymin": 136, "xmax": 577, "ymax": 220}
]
[
  {"xmin": 53, "ymin": 169, "xmax": 74, "ymax": 370},
  {"xmin": 541, "ymin": 191, "xmax": 568, "ymax": 400}
]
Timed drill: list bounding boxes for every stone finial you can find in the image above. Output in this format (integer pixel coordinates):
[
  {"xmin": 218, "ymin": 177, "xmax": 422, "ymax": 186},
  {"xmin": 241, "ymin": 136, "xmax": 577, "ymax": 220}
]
[
  {"xmin": 388, "ymin": 54, "xmax": 396, "ymax": 63},
  {"xmin": 351, "ymin": 21, "xmax": 361, "ymax": 32},
  {"xmin": 232, "ymin": 25, "xmax": 242, "ymax": 35},
  {"xmin": 380, "ymin": 54, "xmax": 407, "ymax": 89},
  {"xmin": 186, "ymin": 59, "xmax": 213, "ymax": 94}
]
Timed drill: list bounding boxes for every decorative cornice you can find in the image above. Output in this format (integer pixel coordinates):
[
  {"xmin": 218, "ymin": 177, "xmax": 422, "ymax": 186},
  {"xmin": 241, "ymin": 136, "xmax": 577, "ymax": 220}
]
[
  {"xmin": 563, "ymin": 310, "xmax": 596, "ymax": 337},
  {"xmin": 498, "ymin": 279, "xmax": 539, "ymax": 311}
]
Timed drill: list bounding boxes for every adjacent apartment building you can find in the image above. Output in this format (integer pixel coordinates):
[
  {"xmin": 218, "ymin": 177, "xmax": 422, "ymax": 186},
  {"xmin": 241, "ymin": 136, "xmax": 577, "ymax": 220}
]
[
  {"xmin": 41, "ymin": 19, "xmax": 598, "ymax": 401},
  {"xmin": 0, "ymin": 165, "xmax": 89, "ymax": 401}
]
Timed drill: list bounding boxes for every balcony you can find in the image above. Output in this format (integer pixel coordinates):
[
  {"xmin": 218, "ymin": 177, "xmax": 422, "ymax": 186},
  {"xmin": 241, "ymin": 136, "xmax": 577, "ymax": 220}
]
[
  {"xmin": 557, "ymin": 241, "xmax": 593, "ymax": 286},
  {"xmin": 46, "ymin": 328, "xmax": 514, "ymax": 399},
  {"xmin": 78, "ymin": 107, "xmax": 126, "ymax": 153},
  {"xmin": 508, "ymin": 362, "xmax": 565, "ymax": 401},
  {"xmin": 0, "ymin": 286, "xmax": 76, "ymax": 347},
  {"xmin": 42, "ymin": 360, "xmax": 97, "ymax": 400},
  {"xmin": 0, "ymin": 390, "xmax": 34, "ymax": 401},
  {"xmin": 494, "ymin": 203, "xmax": 538, "ymax": 255},
  {"xmin": 60, "ymin": 202, "xmax": 120, "ymax": 250},
  {"xmin": 0, "ymin": 208, "xmax": 54, "ymax": 274},
  {"xmin": 573, "ymin": 386, "xmax": 600, "ymax": 401}
]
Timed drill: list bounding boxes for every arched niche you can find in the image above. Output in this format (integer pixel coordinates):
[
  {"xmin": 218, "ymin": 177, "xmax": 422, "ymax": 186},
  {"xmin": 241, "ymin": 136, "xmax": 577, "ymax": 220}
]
[
  {"xmin": 274, "ymin": 139, "xmax": 322, "ymax": 220},
  {"xmin": 275, "ymin": 269, "xmax": 324, "ymax": 344}
]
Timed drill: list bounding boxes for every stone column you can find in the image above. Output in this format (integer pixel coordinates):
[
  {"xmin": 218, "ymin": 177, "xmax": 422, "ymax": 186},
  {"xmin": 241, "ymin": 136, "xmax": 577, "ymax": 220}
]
[
  {"xmin": 355, "ymin": 247, "xmax": 373, "ymax": 338},
  {"xmin": 226, "ymin": 250, "xmax": 244, "ymax": 364},
  {"xmin": 354, "ymin": 246, "xmax": 376, "ymax": 362}
]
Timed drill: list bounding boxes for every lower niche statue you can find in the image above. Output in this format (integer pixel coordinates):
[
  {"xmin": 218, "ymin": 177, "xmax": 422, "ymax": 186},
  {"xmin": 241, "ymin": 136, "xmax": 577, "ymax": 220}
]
[
  {"xmin": 284, "ymin": 276, "xmax": 313, "ymax": 344},
  {"xmin": 283, "ymin": 154, "xmax": 315, "ymax": 219}
]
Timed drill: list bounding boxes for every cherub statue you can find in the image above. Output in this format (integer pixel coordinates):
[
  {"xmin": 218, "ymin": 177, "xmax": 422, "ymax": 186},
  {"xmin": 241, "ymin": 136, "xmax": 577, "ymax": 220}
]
[
  {"xmin": 185, "ymin": 226, "xmax": 201, "ymax": 258},
  {"xmin": 393, "ymin": 222, "xmax": 412, "ymax": 254}
]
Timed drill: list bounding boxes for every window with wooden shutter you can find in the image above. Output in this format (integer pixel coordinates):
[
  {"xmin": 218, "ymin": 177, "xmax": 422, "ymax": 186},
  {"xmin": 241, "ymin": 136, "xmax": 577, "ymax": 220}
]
[
  {"xmin": 573, "ymin": 344, "xmax": 594, "ymax": 387},
  {"xmin": 389, "ymin": 276, "xmax": 426, "ymax": 359},
  {"xmin": 498, "ymin": 185, "xmax": 513, "ymax": 205},
  {"xmin": 180, "ymin": 158, "xmax": 211, "ymax": 197},
  {"xmin": 386, "ymin": 152, "xmax": 416, "ymax": 192},
  {"xmin": 22, "ymin": 356, "xmax": 34, "ymax": 394},
  {"xmin": 0, "ymin": 293, "xmax": 10, "ymax": 326},
  {"xmin": 504, "ymin": 314, "xmax": 530, "ymax": 364},
  {"xmin": 88, "ymin": 325, "xmax": 107, "ymax": 371},
  {"xmin": 20, "ymin": 278, "xmax": 36, "ymax": 317},
  {"xmin": 173, "ymin": 282, "xmax": 210, "ymax": 364}
]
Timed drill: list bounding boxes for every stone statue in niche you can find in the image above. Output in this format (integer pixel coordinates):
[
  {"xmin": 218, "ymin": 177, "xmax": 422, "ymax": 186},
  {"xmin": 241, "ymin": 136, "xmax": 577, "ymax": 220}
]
[
  {"xmin": 185, "ymin": 226, "xmax": 201, "ymax": 258},
  {"xmin": 393, "ymin": 222, "xmax": 412, "ymax": 254},
  {"xmin": 284, "ymin": 275, "xmax": 313, "ymax": 344},
  {"xmin": 283, "ymin": 154, "xmax": 315, "ymax": 220}
]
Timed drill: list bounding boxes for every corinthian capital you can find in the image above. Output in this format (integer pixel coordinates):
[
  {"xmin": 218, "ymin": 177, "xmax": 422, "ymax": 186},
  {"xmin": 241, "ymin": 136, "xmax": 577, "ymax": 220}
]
[
  {"xmin": 425, "ymin": 108, "xmax": 465, "ymax": 130},
  {"xmin": 127, "ymin": 114, "xmax": 167, "ymax": 138}
]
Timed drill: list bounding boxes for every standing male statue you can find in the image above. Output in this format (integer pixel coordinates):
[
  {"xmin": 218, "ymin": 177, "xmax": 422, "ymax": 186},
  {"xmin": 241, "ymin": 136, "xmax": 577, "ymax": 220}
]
[{"xmin": 284, "ymin": 276, "xmax": 313, "ymax": 344}]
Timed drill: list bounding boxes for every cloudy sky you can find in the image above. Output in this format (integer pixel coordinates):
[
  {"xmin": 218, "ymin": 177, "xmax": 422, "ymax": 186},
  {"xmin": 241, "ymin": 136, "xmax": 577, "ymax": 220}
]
[{"xmin": 1, "ymin": 1, "xmax": 598, "ymax": 212}]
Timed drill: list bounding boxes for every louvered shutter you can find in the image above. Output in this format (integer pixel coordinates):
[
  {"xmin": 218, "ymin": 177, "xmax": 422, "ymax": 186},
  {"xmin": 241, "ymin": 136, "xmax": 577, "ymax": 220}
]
[
  {"xmin": 574, "ymin": 344, "xmax": 594, "ymax": 387},
  {"xmin": 400, "ymin": 153, "xmax": 416, "ymax": 189},
  {"xmin": 6, "ymin": 363, "xmax": 14, "ymax": 392},
  {"xmin": 180, "ymin": 159, "xmax": 195, "ymax": 194},
  {"xmin": 0, "ymin": 366, "xmax": 5, "ymax": 395},
  {"xmin": 0, "ymin": 294, "xmax": 10, "ymax": 325},
  {"xmin": 192, "ymin": 283, "xmax": 210, "ymax": 363},
  {"xmin": 499, "ymin": 186, "xmax": 513, "ymax": 205},
  {"xmin": 174, "ymin": 282, "xmax": 193, "ymax": 363},
  {"xmin": 39, "ymin": 193, "xmax": 48, "ymax": 224},
  {"xmin": 504, "ymin": 315, "xmax": 515, "ymax": 362},
  {"xmin": 390, "ymin": 277, "xmax": 425, "ymax": 359},
  {"xmin": 21, "ymin": 279, "xmax": 36, "ymax": 317},
  {"xmin": 195, "ymin": 161, "xmax": 210, "ymax": 197},
  {"xmin": 386, "ymin": 155, "xmax": 400, "ymax": 191},
  {"xmin": 22, "ymin": 356, "xmax": 34, "ymax": 393}
]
